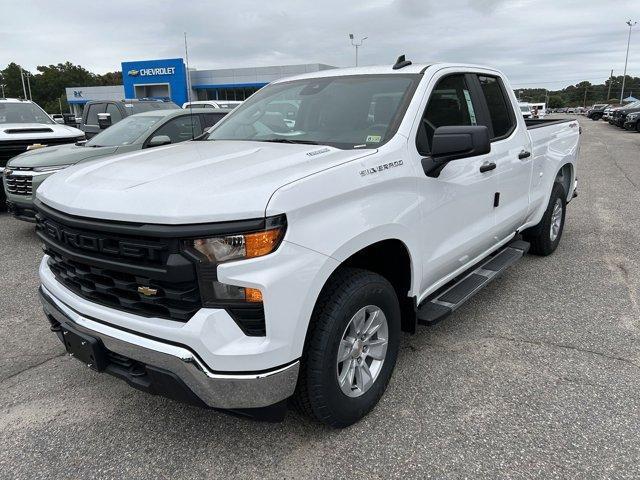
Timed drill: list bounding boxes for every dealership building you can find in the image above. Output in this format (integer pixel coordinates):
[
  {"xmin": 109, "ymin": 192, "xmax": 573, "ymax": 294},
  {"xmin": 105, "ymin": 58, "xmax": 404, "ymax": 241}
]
[{"xmin": 65, "ymin": 58, "xmax": 335, "ymax": 115}]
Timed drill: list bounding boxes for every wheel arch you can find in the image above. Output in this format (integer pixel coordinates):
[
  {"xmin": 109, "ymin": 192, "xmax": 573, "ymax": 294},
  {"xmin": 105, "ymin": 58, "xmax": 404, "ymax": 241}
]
[
  {"xmin": 556, "ymin": 162, "xmax": 575, "ymax": 201},
  {"xmin": 304, "ymin": 234, "xmax": 419, "ymax": 344}
]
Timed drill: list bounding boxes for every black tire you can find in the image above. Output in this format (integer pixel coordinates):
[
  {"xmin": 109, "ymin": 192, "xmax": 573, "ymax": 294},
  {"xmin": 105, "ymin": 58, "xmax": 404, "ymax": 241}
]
[
  {"xmin": 293, "ymin": 267, "xmax": 401, "ymax": 428},
  {"xmin": 524, "ymin": 182, "xmax": 567, "ymax": 256},
  {"xmin": 636, "ymin": 122, "xmax": 640, "ymax": 133}
]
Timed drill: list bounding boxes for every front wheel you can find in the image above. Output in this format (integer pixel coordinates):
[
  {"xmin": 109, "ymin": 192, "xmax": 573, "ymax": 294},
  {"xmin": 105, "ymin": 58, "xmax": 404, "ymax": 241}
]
[
  {"xmin": 293, "ymin": 268, "xmax": 401, "ymax": 428},
  {"xmin": 524, "ymin": 182, "xmax": 567, "ymax": 256}
]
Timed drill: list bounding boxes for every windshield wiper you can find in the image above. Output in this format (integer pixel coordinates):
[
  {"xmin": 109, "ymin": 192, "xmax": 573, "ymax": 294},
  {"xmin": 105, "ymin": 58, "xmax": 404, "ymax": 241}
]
[{"xmin": 259, "ymin": 138, "xmax": 320, "ymax": 145}]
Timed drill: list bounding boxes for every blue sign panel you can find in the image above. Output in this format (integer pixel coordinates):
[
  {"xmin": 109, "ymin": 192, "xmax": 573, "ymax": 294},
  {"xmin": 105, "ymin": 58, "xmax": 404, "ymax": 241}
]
[{"xmin": 121, "ymin": 58, "xmax": 188, "ymax": 106}]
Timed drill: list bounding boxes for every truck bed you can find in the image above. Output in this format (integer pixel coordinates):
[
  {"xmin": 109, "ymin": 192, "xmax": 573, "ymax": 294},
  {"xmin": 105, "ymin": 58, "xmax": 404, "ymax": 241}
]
[{"xmin": 525, "ymin": 118, "xmax": 575, "ymax": 129}]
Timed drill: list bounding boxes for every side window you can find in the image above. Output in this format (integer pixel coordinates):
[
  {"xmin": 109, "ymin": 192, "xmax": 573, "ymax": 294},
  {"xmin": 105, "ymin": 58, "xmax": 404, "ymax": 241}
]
[
  {"xmin": 85, "ymin": 103, "xmax": 105, "ymax": 125},
  {"xmin": 417, "ymin": 74, "xmax": 477, "ymax": 154},
  {"xmin": 202, "ymin": 112, "xmax": 227, "ymax": 129},
  {"xmin": 477, "ymin": 75, "xmax": 515, "ymax": 140},
  {"xmin": 105, "ymin": 103, "xmax": 123, "ymax": 124},
  {"xmin": 152, "ymin": 115, "xmax": 203, "ymax": 144}
]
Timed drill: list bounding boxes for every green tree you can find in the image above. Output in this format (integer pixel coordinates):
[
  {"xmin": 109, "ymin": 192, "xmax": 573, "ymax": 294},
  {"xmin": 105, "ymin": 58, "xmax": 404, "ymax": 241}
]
[
  {"xmin": 548, "ymin": 95, "xmax": 564, "ymax": 108},
  {"xmin": 1, "ymin": 61, "xmax": 122, "ymax": 113},
  {"xmin": 0, "ymin": 62, "xmax": 30, "ymax": 99}
]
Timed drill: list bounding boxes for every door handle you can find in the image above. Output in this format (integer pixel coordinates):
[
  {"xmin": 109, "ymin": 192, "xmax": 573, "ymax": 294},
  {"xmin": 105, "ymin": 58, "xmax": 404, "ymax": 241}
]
[
  {"xmin": 518, "ymin": 150, "xmax": 531, "ymax": 160},
  {"xmin": 479, "ymin": 162, "xmax": 496, "ymax": 173}
]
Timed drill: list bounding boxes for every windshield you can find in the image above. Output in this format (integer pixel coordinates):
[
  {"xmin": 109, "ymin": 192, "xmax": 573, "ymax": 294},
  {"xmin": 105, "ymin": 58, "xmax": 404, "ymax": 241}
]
[
  {"xmin": 207, "ymin": 74, "xmax": 420, "ymax": 149},
  {"xmin": 86, "ymin": 115, "xmax": 163, "ymax": 147},
  {"xmin": 0, "ymin": 102, "xmax": 53, "ymax": 124}
]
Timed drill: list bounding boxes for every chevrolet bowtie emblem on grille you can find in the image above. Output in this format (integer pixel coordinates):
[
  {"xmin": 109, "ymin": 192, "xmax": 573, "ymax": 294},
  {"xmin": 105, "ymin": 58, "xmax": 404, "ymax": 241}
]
[
  {"xmin": 137, "ymin": 286, "xmax": 158, "ymax": 296},
  {"xmin": 27, "ymin": 143, "xmax": 47, "ymax": 151}
]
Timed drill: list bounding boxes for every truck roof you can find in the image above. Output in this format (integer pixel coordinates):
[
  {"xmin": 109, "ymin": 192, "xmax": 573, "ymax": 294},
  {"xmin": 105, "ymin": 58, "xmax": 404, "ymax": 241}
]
[{"xmin": 272, "ymin": 62, "xmax": 504, "ymax": 83}]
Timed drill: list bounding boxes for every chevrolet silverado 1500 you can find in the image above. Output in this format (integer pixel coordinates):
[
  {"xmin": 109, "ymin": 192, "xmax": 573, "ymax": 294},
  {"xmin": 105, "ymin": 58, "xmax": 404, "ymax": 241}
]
[{"xmin": 35, "ymin": 58, "xmax": 579, "ymax": 427}]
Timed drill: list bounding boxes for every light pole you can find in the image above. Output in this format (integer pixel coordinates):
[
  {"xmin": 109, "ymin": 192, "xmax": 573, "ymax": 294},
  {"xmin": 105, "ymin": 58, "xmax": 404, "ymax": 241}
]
[
  {"xmin": 607, "ymin": 69, "xmax": 613, "ymax": 100},
  {"xmin": 620, "ymin": 20, "xmax": 637, "ymax": 104},
  {"xmin": 348, "ymin": 33, "xmax": 367, "ymax": 67}
]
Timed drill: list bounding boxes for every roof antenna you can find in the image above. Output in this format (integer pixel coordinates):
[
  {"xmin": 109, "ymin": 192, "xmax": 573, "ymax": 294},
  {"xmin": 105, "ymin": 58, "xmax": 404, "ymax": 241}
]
[
  {"xmin": 393, "ymin": 54, "xmax": 412, "ymax": 70},
  {"xmin": 184, "ymin": 31, "xmax": 195, "ymax": 140}
]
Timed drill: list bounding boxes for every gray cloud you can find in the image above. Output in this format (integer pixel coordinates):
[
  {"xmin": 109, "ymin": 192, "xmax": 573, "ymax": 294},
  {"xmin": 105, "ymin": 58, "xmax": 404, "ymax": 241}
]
[{"xmin": 0, "ymin": 0, "xmax": 638, "ymax": 89}]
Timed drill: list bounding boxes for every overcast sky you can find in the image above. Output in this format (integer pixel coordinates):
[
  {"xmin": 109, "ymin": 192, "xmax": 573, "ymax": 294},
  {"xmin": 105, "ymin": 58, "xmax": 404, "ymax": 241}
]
[{"xmin": 1, "ymin": 0, "xmax": 638, "ymax": 89}]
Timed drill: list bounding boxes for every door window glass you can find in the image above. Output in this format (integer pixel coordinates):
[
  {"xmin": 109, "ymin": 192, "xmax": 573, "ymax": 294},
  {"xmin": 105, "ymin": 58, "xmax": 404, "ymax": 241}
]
[
  {"xmin": 152, "ymin": 115, "xmax": 203, "ymax": 143},
  {"xmin": 477, "ymin": 75, "xmax": 515, "ymax": 139},
  {"xmin": 105, "ymin": 103, "xmax": 123, "ymax": 123},
  {"xmin": 85, "ymin": 103, "xmax": 105, "ymax": 125},
  {"xmin": 417, "ymin": 75, "xmax": 477, "ymax": 153},
  {"xmin": 202, "ymin": 112, "xmax": 227, "ymax": 129}
]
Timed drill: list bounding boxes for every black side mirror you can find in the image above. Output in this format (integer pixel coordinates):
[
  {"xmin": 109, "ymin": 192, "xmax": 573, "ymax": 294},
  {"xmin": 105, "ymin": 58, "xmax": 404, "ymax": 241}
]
[
  {"xmin": 97, "ymin": 113, "xmax": 112, "ymax": 129},
  {"xmin": 422, "ymin": 125, "xmax": 491, "ymax": 177}
]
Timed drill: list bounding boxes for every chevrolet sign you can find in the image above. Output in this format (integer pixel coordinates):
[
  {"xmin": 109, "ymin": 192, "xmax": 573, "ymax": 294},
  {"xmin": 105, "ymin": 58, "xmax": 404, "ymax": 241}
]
[{"xmin": 128, "ymin": 67, "xmax": 176, "ymax": 77}]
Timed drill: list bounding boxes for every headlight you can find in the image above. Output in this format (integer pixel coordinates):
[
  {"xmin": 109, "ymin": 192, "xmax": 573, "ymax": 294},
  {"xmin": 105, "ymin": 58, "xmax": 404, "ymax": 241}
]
[
  {"xmin": 188, "ymin": 214, "xmax": 286, "ymax": 306},
  {"xmin": 192, "ymin": 220, "xmax": 286, "ymax": 263},
  {"xmin": 32, "ymin": 164, "xmax": 73, "ymax": 173}
]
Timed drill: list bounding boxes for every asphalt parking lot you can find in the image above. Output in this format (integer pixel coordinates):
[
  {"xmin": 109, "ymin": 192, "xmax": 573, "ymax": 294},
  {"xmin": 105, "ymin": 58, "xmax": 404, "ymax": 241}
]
[{"xmin": 1, "ymin": 116, "xmax": 639, "ymax": 479}]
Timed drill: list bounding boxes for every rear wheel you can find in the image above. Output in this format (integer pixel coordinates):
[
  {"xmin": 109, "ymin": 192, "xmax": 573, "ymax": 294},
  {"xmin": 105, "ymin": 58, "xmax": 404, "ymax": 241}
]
[
  {"xmin": 524, "ymin": 182, "xmax": 567, "ymax": 256},
  {"xmin": 293, "ymin": 268, "xmax": 401, "ymax": 428}
]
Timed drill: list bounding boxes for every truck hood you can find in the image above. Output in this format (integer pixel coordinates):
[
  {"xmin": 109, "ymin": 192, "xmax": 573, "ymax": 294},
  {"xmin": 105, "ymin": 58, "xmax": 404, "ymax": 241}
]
[
  {"xmin": 37, "ymin": 140, "xmax": 375, "ymax": 224},
  {"xmin": 8, "ymin": 143, "xmax": 119, "ymax": 168},
  {"xmin": 0, "ymin": 123, "xmax": 83, "ymax": 141}
]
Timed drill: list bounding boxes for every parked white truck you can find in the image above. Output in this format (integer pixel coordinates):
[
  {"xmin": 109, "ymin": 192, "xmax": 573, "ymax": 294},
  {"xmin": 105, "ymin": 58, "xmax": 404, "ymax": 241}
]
[
  {"xmin": 0, "ymin": 98, "xmax": 85, "ymax": 209},
  {"xmin": 35, "ymin": 58, "xmax": 579, "ymax": 427}
]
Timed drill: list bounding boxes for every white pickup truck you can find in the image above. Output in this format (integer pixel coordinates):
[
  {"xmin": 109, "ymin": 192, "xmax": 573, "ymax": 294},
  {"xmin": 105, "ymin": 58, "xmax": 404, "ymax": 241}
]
[{"xmin": 35, "ymin": 58, "xmax": 579, "ymax": 427}]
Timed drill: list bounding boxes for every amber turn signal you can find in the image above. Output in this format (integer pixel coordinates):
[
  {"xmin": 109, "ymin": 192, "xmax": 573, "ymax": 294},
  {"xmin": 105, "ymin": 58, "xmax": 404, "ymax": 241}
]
[
  {"xmin": 245, "ymin": 287, "xmax": 263, "ymax": 303},
  {"xmin": 245, "ymin": 228, "xmax": 284, "ymax": 259}
]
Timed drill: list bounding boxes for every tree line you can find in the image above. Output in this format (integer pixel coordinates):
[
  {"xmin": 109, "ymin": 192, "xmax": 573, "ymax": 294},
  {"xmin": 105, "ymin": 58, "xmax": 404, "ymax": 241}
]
[
  {"xmin": 515, "ymin": 75, "xmax": 640, "ymax": 108},
  {"xmin": 0, "ymin": 62, "xmax": 121, "ymax": 113}
]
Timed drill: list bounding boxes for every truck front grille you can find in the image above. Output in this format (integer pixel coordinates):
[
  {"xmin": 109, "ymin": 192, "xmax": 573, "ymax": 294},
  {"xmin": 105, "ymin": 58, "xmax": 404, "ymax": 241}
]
[
  {"xmin": 46, "ymin": 250, "xmax": 201, "ymax": 321},
  {"xmin": 5, "ymin": 172, "xmax": 33, "ymax": 196},
  {"xmin": 36, "ymin": 206, "xmax": 202, "ymax": 322}
]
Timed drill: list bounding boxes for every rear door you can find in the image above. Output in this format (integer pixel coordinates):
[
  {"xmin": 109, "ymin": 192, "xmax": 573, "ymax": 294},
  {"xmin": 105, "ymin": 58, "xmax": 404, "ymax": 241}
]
[
  {"xmin": 413, "ymin": 71, "xmax": 499, "ymax": 293},
  {"xmin": 473, "ymin": 74, "xmax": 532, "ymax": 239}
]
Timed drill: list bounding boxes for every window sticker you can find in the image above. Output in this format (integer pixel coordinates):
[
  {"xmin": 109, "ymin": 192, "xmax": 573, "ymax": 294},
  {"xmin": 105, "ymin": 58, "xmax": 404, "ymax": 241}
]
[
  {"xmin": 462, "ymin": 90, "xmax": 477, "ymax": 125},
  {"xmin": 366, "ymin": 135, "xmax": 382, "ymax": 143}
]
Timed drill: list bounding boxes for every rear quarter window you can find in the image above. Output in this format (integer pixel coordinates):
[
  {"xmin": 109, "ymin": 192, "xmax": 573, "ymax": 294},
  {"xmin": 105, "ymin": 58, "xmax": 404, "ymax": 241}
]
[{"xmin": 477, "ymin": 75, "xmax": 516, "ymax": 140}]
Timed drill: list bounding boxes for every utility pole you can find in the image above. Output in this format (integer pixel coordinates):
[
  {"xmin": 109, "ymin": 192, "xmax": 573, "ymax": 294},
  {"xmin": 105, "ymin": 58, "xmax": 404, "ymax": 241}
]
[
  {"xmin": 620, "ymin": 20, "xmax": 637, "ymax": 104},
  {"xmin": 20, "ymin": 67, "xmax": 27, "ymax": 99},
  {"xmin": 348, "ymin": 33, "xmax": 367, "ymax": 67},
  {"xmin": 58, "ymin": 97, "xmax": 63, "ymax": 115},
  {"xmin": 583, "ymin": 86, "xmax": 588, "ymax": 108},
  {"xmin": 607, "ymin": 69, "xmax": 614, "ymax": 100},
  {"xmin": 0, "ymin": 84, "xmax": 5, "ymax": 97},
  {"xmin": 25, "ymin": 72, "xmax": 32, "ymax": 100}
]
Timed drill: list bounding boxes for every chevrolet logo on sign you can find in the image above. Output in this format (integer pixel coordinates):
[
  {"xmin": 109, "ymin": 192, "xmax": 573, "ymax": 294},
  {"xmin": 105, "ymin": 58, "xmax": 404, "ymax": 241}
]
[
  {"xmin": 137, "ymin": 286, "xmax": 158, "ymax": 296},
  {"xmin": 128, "ymin": 69, "xmax": 140, "ymax": 76}
]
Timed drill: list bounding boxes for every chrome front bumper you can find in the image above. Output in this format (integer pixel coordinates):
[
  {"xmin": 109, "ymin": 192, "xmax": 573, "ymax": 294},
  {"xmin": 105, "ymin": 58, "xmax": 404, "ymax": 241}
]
[{"xmin": 40, "ymin": 286, "xmax": 300, "ymax": 410}]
